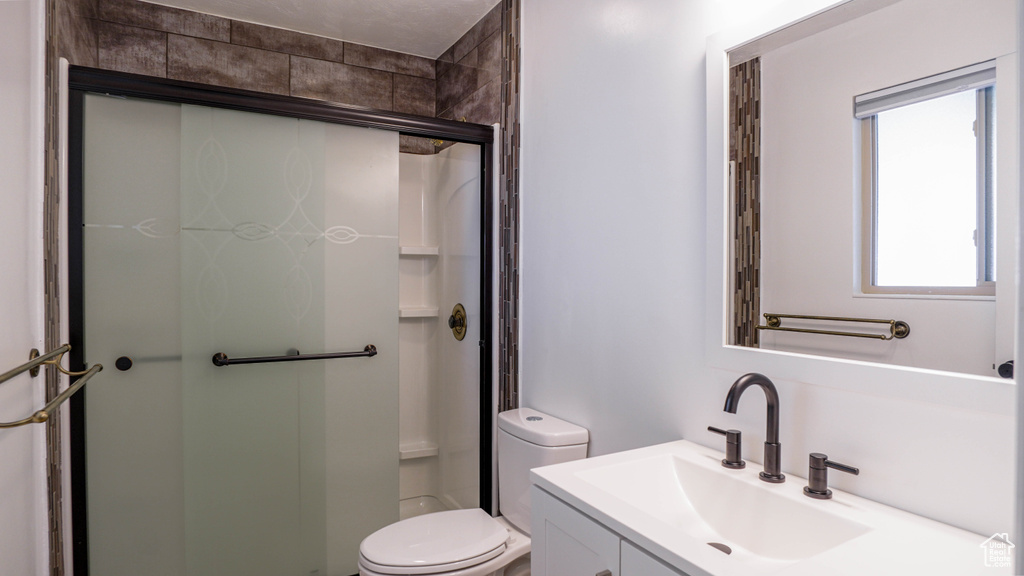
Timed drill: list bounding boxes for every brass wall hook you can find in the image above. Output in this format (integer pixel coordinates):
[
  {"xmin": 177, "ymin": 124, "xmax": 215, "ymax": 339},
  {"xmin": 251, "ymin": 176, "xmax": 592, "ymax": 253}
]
[
  {"xmin": 51, "ymin": 352, "xmax": 93, "ymax": 377},
  {"xmin": 27, "ymin": 346, "xmax": 91, "ymax": 378},
  {"xmin": 28, "ymin": 349, "xmax": 42, "ymax": 377},
  {"xmin": 0, "ymin": 344, "xmax": 104, "ymax": 429},
  {"xmin": 0, "ymin": 364, "xmax": 103, "ymax": 429}
]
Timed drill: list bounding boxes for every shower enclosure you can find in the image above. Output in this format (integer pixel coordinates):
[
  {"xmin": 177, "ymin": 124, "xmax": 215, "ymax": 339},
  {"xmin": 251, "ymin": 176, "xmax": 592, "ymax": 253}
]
[{"xmin": 67, "ymin": 70, "xmax": 493, "ymax": 576}]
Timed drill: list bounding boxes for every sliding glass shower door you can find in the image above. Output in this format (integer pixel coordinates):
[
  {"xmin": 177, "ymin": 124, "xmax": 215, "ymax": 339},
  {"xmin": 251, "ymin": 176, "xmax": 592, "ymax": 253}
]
[{"xmin": 80, "ymin": 94, "xmax": 399, "ymax": 575}]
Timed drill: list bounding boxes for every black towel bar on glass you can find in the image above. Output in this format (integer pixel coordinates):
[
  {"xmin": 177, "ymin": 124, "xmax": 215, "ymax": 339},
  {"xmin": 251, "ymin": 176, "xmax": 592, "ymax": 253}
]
[{"xmin": 211, "ymin": 345, "xmax": 377, "ymax": 367}]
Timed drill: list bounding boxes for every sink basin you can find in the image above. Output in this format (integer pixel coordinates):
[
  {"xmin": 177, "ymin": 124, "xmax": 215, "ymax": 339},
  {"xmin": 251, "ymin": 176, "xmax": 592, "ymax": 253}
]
[{"xmin": 574, "ymin": 452, "xmax": 871, "ymax": 561}]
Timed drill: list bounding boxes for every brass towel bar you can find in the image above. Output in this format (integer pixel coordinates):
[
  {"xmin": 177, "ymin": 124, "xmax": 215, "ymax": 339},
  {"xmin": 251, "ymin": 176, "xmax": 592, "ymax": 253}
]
[
  {"xmin": 756, "ymin": 313, "xmax": 910, "ymax": 341},
  {"xmin": 0, "ymin": 345, "xmax": 104, "ymax": 428}
]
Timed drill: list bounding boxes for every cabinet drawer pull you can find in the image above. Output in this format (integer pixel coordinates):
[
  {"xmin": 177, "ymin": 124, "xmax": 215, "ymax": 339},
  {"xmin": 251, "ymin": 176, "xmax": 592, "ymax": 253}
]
[{"xmin": 596, "ymin": 571, "xmax": 612, "ymax": 576}]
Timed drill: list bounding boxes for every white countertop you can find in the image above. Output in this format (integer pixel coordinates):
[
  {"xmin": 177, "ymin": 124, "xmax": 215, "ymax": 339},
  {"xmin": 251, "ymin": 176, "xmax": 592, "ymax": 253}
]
[{"xmin": 530, "ymin": 439, "xmax": 1012, "ymax": 576}]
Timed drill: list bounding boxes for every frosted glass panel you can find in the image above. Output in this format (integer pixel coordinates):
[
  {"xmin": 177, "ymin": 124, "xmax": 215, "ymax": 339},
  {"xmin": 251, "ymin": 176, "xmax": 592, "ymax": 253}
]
[
  {"xmin": 179, "ymin": 106, "xmax": 331, "ymax": 576},
  {"xmin": 322, "ymin": 123, "xmax": 401, "ymax": 570},
  {"xmin": 83, "ymin": 94, "xmax": 186, "ymax": 576},
  {"xmin": 83, "ymin": 96, "xmax": 399, "ymax": 576}
]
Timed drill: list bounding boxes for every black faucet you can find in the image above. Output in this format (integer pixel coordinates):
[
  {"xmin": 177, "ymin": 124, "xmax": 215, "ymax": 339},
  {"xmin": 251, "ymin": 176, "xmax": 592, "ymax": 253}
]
[{"xmin": 723, "ymin": 373, "xmax": 785, "ymax": 483}]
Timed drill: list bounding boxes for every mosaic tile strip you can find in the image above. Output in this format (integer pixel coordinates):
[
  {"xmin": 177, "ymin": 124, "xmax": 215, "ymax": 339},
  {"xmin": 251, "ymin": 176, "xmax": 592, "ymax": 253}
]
[
  {"xmin": 730, "ymin": 58, "xmax": 761, "ymax": 348},
  {"xmin": 44, "ymin": 0, "xmax": 79, "ymax": 573},
  {"xmin": 498, "ymin": 0, "xmax": 520, "ymax": 411}
]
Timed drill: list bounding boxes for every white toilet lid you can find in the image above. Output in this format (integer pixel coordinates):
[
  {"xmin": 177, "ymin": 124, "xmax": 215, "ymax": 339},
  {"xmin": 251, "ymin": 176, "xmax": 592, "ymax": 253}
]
[{"xmin": 360, "ymin": 509, "xmax": 508, "ymax": 574}]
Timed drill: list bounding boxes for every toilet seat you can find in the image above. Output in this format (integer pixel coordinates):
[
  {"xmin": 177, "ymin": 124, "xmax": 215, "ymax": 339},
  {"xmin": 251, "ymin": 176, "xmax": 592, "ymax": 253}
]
[{"xmin": 359, "ymin": 509, "xmax": 509, "ymax": 575}]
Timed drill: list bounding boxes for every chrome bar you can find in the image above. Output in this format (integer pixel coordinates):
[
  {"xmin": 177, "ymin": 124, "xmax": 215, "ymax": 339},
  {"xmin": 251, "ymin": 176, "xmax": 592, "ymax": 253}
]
[
  {"xmin": 756, "ymin": 313, "xmax": 910, "ymax": 341},
  {"xmin": 0, "ymin": 364, "xmax": 103, "ymax": 428},
  {"xmin": 212, "ymin": 345, "xmax": 378, "ymax": 367},
  {"xmin": 0, "ymin": 344, "xmax": 71, "ymax": 385}
]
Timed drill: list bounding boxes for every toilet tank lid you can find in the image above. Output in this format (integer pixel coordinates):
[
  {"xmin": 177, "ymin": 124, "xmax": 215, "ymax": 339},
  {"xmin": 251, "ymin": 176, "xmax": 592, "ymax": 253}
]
[{"xmin": 497, "ymin": 408, "xmax": 589, "ymax": 447}]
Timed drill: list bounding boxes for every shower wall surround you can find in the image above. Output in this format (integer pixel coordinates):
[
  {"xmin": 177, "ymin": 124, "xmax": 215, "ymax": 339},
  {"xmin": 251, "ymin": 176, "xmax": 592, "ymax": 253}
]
[
  {"xmin": 53, "ymin": 0, "xmax": 503, "ymax": 154},
  {"xmin": 49, "ymin": 0, "xmax": 514, "ymax": 401},
  {"xmin": 46, "ymin": 2, "xmax": 518, "ymax": 573},
  {"xmin": 397, "ymin": 144, "xmax": 484, "ymax": 516},
  {"xmin": 436, "ymin": 4, "xmax": 502, "ymax": 125}
]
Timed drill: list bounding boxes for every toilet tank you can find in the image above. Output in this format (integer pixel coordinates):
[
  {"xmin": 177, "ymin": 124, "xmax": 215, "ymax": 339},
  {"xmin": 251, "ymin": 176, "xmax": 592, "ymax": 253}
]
[{"xmin": 497, "ymin": 408, "xmax": 589, "ymax": 535}]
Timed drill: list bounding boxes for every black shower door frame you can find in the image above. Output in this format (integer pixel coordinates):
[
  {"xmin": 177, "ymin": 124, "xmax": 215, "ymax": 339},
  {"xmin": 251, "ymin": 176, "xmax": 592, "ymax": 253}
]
[{"xmin": 66, "ymin": 66, "xmax": 495, "ymax": 576}]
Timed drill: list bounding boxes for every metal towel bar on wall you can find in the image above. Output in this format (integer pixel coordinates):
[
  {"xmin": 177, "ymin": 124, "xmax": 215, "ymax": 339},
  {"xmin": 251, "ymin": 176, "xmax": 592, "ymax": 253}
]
[
  {"xmin": 0, "ymin": 344, "xmax": 104, "ymax": 428},
  {"xmin": 756, "ymin": 313, "xmax": 910, "ymax": 341},
  {"xmin": 212, "ymin": 345, "xmax": 378, "ymax": 367}
]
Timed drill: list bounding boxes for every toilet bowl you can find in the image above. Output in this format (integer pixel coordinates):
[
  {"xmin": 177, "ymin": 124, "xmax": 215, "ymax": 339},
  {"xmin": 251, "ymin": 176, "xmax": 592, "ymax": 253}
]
[
  {"xmin": 357, "ymin": 409, "xmax": 589, "ymax": 576},
  {"xmin": 358, "ymin": 511, "xmax": 529, "ymax": 576}
]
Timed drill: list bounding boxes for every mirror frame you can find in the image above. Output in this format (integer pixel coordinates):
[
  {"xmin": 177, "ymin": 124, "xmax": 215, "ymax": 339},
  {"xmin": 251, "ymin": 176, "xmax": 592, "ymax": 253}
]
[{"xmin": 703, "ymin": 0, "xmax": 1015, "ymax": 417}]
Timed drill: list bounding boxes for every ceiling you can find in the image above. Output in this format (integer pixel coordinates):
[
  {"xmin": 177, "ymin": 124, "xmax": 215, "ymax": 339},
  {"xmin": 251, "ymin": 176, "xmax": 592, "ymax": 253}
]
[{"xmin": 143, "ymin": 0, "xmax": 500, "ymax": 59}]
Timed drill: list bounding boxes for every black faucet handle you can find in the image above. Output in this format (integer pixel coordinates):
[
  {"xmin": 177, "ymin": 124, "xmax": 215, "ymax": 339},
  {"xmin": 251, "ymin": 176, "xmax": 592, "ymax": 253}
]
[
  {"xmin": 804, "ymin": 453, "xmax": 859, "ymax": 499},
  {"xmin": 707, "ymin": 426, "xmax": 745, "ymax": 469},
  {"xmin": 822, "ymin": 455, "xmax": 859, "ymax": 476}
]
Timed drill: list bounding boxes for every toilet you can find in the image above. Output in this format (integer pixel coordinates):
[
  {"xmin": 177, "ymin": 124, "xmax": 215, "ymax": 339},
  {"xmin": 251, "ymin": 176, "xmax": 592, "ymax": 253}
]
[{"xmin": 358, "ymin": 408, "xmax": 590, "ymax": 575}]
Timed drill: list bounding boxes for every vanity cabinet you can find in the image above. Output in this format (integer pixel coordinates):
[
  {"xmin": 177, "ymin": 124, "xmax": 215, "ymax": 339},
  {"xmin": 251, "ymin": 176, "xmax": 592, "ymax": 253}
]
[
  {"xmin": 532, "ymin": 487, "xmax": 687, "ymax": 576},
  {"xmin": 531, "ymin": 486, "xmax": 619, "ymax": 575},
  {"xmin": 621, "ymin": 542, "xmax": 687, "ymax": 576}
]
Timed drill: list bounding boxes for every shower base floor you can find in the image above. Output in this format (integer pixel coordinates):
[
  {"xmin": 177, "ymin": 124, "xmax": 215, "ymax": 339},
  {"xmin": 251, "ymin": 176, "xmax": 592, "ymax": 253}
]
[{"xmin": 399, "ymin": 495, "xmax": 449, "ymax": 520}]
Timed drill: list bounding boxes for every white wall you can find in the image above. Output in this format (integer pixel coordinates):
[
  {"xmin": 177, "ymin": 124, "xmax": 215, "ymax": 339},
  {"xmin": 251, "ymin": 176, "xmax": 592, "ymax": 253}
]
[
  {"xmin": 0, "ymin": 0, "xmax": 48, "ymax": 574},
  {"xmin": 1017, "ymin": 2, "xmax": 1024, "ymax": 567},
  {"xmin": 521, "ymin": 0, "xmax": 710, "ymax": 457},
  {"xmin": 521, "ymin": 0, "xmax": 1016, "ymax": 539}
]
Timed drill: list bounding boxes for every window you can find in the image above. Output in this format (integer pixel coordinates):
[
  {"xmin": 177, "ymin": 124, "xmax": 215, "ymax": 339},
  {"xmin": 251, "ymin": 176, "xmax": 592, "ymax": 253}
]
[{"xmin": 857, "ymin": 61, "xmax": 995, "ymax": 295}]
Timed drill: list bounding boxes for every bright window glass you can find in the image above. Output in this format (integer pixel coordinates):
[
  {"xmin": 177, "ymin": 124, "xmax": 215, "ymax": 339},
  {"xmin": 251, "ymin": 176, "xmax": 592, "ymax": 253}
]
[{"xmin": 873, "ymin": 89, "xmax": 988, "ymax": 287}]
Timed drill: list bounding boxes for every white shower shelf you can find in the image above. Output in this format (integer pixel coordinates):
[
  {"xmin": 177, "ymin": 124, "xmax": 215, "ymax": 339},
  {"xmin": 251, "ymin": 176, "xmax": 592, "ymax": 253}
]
[
  {"xmin": 399, "ymin": 246, "xmax": 439, "ymax": 256},
  {"xmin": 399, "ymin": 307, "xmax": 439, "ymax": 318},
  {"xmin": 399, "ymin": 441, "xmax": 439, "ymax": 460}
]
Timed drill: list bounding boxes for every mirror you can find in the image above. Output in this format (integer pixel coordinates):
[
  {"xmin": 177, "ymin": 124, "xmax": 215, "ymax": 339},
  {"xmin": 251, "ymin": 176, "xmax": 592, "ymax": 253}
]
[{"xmin": 723, "ymin": 0, "xmax": 1017, "ymax": 379}]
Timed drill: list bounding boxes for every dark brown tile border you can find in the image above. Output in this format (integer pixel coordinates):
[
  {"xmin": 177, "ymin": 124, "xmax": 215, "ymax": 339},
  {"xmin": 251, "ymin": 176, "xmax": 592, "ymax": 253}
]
[
  {"xmin": 231, "ymin": 20, "xmax": 345, "ymax": 63},
  {"xmin": 289, "ymin": 55, "xmax": 394, "ymax": 110},
  {"xmin": 344, "ymin": 42, "xmax": 435, "ymax": 79},
  {"xmin": 98, "ymin": 0, "xmax": 230, "ymax": 41},
  {"xmin": 97, "ymin": 21, "xmax": 167, "ymax": 77},
  {"xmin": 454, "ymin": 2, "xmax": 502, "ymax": 63},
  {"xmin": 167, "ymin": 34, "xmax": 290, "ymax": 95},
  {"xmin": 393, "ymin": 74, "xmax": 435, "ymax": 117}
]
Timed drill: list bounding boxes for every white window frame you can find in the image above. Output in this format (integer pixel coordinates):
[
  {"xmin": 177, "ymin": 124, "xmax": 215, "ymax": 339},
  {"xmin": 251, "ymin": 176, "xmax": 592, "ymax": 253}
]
[{"xmin": 857, "ymin": 61, "xmax": 996, "ymax": 296}]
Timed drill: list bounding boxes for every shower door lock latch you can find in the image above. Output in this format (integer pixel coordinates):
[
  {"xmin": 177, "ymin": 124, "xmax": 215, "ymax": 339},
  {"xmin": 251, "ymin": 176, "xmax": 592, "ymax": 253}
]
[{"xmin": 448, "ymin": 304, "xmax": 467, "ymax": 341}]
